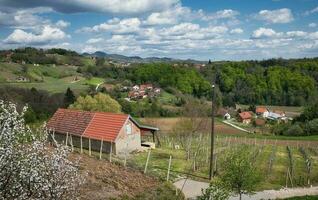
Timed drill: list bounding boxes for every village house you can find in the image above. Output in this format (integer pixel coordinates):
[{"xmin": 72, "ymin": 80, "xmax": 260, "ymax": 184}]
[
  {"xmin": 128, "ymin": 83, "xmax": 161, "ymax": 100},
  {"xmin": 256, "ymin": 107, "xmax": 269, "ymax": 118},
  {"xmin": 47, "ymin": 109, "xmax": 159, "ymax": 154},
  {"xmin": 238, "ymin": 111, "xmax": 252, "ymax": 124},
  {"xmin": 140, "ymin": 83, "xmax": 153, "ymax": 91}
]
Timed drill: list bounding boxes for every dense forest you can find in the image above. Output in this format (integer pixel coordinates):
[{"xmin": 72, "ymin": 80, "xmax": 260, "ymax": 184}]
[{"xmin": 201, "ymin": 58, "xmax": 318, "ymax": 107}]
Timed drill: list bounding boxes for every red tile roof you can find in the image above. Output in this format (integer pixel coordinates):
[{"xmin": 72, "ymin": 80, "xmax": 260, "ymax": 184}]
[
  {"xmin": 83, "ymin": 112, "xmax": 129, "ymax": 141},
  {"xmin": 47, "ymin": 109, "xmax": 129, "ymax": 142},
  {"xmin": 47, "ymin": 109, "xmax": 94, "ymax": 136},
  {"xmin": 256, "ymin": 107, "xmax": 267, "ymax": 113},
  {"xmin": 239, "ymin": 111, "xmax": 252, "ymax": 119}
]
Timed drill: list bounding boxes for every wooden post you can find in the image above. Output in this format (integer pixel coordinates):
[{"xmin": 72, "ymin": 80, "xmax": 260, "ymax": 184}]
[
  {"xmin": 89, "ymin": 137, "xmax": 91, "ymax": 156},
  {"xmin": 286, "ymin": 167, "xmax": 289, "ymax": 188},
  {"xmin": 109, "ymin": 142, "xmax": 113, "ymax": 163},
  {"xmin": 99, "ymin": 139, "xmax": 103, "ymax": 160},
  {"xmin": 52, "ymin": 129, "xmax": 55, "ymax": 141},
  {"xmin": 206, "ymin": 147, "xmax": 209, "ymax": 164},
  {"xmin": 124, "ymin": 142, "xmax": 128, "ymax": 167},
  {"xmin": 166, "ymin": 155, "xmax": 172, "ymax": 181},
  {"xmin": 288, "ymin": 168, "xmax": 294, "ymax": 187},
  {"xmin": 214, "ymin": 154, "xmax": 218, "ymax": 172},
  {"xmin": 70, "ymin": 134, "xmax": 74, "ymax": 152},
  {"xmin": 144, "ymin": 150, "xmax": 151, "ymax": 174},
  {"xmin": 65, "ymin": 132, "xmax": 69, "ymax": 146},
  {"xmin": 80, "ymin": 135, "xmax": 83, "ymax": 154}
]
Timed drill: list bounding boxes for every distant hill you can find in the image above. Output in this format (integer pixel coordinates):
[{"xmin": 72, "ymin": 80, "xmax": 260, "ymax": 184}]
[{"xmin": 82, "ymin": 51, "xmax": 206, "ymax": 64}]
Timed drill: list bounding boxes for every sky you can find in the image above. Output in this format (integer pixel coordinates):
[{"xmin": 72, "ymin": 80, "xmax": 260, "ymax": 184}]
[{"xmin": 0, "ymin": 0, "xmax": 317, "ymax": 61}]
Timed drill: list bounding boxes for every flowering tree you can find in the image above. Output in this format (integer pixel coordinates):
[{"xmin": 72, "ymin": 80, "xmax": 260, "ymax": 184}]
[{"xmin": 0, "ymin": 101, "xmax": 84, "ymax": 199}]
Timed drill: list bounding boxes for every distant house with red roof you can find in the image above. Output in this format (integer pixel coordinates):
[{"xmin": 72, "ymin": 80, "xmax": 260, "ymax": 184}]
[
  {"xmin": 47, "ymin": 109, "xmax": 159, "ymax": 154},
  {"xmin": 238, "ymin": 111, "xmax": 252, "ymax": 124},
  {"xmin": 256, "ymin": 107, "xmax": 269, "ymax": 118}
]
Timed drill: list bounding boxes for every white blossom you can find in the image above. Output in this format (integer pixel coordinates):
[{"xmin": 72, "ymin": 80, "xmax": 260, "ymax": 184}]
[{"xmin": 0, "ymin": 100, "xmax": 84, "ymax": 199}]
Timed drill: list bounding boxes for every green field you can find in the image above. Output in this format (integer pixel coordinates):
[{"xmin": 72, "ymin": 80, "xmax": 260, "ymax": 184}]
[{"xmin": 1, "ymin": 76, "xmax": 89, "ymax": 93}]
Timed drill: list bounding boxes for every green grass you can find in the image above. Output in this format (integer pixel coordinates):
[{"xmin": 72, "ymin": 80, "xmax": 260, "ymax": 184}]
[
  {"xmin": 85, "ymin": 77, "xmax": 105, "ymax": 86},
  {"xmin": 130, "ymin": 134, "xmax": 318, "ymax": 191},
  {"xmin": 157, "ymin": 91, "xmax": 178, "ymax": 105},
  {"xmin": 1, "ymin": 76, "xmax": 89, "ymax": 93}
]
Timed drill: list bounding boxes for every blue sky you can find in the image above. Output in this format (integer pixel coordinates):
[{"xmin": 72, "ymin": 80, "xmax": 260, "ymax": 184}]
[{"xmin": 0, "ymin": 0, "xmax": 317, "ymax": 61}]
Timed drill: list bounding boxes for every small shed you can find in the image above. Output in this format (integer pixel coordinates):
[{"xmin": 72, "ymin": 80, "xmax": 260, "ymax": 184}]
[
  {"xmin": 47, "ymin": 108, "xmax": 159, "ymax": 154},
  {"xmin": 238, "ymin": 111, "xmax": 252, "ymax": 124},
  {"xmin": 256, "ymin": 107, "xmax": 269, "ymax": 118}
]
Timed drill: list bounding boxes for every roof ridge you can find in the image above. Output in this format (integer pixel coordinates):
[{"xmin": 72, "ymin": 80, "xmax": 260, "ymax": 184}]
[
  {"xmin": 58, "ymin": 108, "xmax": 128, "ymax": 116},
  {"xmin": 83, "ymin": 113, "xmax": 96, "ymax": 137}
]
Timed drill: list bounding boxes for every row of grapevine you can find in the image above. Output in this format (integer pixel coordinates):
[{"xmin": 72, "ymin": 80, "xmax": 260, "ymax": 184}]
[
  {"xmin": 267, "ymin": 146, "xmax": 277, "ymax": 175},
  {"xmin": 286, "ymin": 146, "xmax": 294, "ymax": 179},
  {"xmin": 299, "ymin": 147, "xmax": 313, "ymax": 185}
]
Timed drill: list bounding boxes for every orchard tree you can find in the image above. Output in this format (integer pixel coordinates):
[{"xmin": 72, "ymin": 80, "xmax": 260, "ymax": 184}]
[
  {"xmin": 198, "ymin": 179, "xmax": 230, "ymax": 200},
  {"xmin": 70, "ymin": 93, "xmax": 121, "ymax": 113},
  {"xmin": 0, "ymin": 100, "xmax": 84, "ymax": 199},
  {"xmin": 220, "ymin": 147, "xmax": 261, "ymax": 200}
]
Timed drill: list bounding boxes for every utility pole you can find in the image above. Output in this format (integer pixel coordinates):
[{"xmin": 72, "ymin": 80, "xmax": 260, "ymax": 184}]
[{"xmin": 209, "ymin": 84, "xmax": 216, "ymax": 180}]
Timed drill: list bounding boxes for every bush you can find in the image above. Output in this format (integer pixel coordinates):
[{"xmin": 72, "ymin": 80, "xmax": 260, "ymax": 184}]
[
  {"xmin": 284, "ymin": 124, "xmax": 304, "ymax": 136},
  {"xmin": 306, "ymin": 118, "xmax": 318, "ymax": 135}
]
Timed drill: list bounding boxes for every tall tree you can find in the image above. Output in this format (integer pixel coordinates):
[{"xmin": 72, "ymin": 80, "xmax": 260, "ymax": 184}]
[
  {"xmin": 64, "ymin": 87, "xmax": 76, "ymax": 108},
  {"xmin": 70, "ymin": 93, "xmax": 121, "ymax": 113}
]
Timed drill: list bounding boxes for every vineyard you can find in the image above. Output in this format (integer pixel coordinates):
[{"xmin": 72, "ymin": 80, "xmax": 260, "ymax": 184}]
[{"xmin": 129, "ymin": 134, "xmax": 318, "ymax": 191}]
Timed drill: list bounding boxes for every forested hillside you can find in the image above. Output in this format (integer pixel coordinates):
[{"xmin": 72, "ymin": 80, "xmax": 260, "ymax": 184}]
[
  {"xmin": 201, "ymin": 58, "xmax": 318, "ymax": 106},
  {"xmin": 1, "ymin": 48, "xmax": 318, "ymax": 109}
]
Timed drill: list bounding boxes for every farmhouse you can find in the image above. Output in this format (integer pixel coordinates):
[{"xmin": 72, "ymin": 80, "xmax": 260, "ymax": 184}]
[
  {"xmin": 256, "ymin": 107, "xmax": 269, "ymax": 118},
  {"xmin": 238, "ymin": 111, "xmax": 252, "ymax": 124},
  {"xmin": 47, "ymin": 108, "xmax": 159, "ymax": 154}
]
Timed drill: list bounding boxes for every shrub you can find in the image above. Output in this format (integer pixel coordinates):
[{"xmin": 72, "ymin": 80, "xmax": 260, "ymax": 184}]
[
  {"xmin": 284, "ymin": 124, "xmax": 304, "ymax": 136},
  {"xmin": 306, "ymin": 119, "xmax": 318, "ymax": 135}
]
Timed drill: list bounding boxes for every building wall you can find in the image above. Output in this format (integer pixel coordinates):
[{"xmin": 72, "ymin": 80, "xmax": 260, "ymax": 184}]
[{"xmin": 115, "ymin": 119, "xmax": 141, "ymax": 154}]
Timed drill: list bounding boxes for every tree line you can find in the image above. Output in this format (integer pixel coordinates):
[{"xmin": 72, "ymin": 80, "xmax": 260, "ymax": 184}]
[{"xmin": 201, "ymin": 58, "xmax": 318, "ymax": 106}]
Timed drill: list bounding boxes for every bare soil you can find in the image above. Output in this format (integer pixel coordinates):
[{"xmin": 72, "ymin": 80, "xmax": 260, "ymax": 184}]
[{"xmin": 70, "ymin": 153, "xmax": 158, "ymax": 200}]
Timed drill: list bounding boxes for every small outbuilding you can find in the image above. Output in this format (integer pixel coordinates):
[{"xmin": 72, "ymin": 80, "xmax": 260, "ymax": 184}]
[
  {"xmin": 256, "ymin": 107, "xmax": 269, "ymax": 118},
  {"xmin": 47, "ymin": 108, "xmax": 159, "ymax": 154},
  {"xmin": 238, "ymin": 111, "xmax": 252, "ymax": 124}
]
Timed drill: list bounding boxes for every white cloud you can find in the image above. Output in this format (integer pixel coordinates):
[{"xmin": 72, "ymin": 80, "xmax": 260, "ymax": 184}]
[
  {"xmin": 144, "ymin": 4, "xmax": 191, "ymax": 25},
  {"xmin": 78, "ymin": 18, "xmax": 141, "ymax": 34},
  {"xmin": 304, "ymin": 6, "xmax": 318, "ymax": 16},
  {"xmin": 251, "ymin": 27, "xmax": 282, "ymax": 39},
  {"xmin": 286, "ymin": 31, "xmax": 307, "ymax": 38},
  {"xmin": 56, "ymin": 20, "xmax": 70, "ymax": 28},
  {"xmin": 0, "ymin": 0, "xmax": 179, "ymax": 15},
  {"xmin": 309, "ymin": 23, "xmax": 317, "ymax": 28},
  {"xmin": 254, "ymin": 8, "xmax": 294, "ymax": 24},
  {"xmin": 86, "ymin": 38, "xmax": 104, "ymax": 44},
  {"xmin": 200, "ymin": 9, "xmax": 240, "ymax": 21},
  {"xmin": 230, "ymin": 28, "xmax": 244, "ymax": 34},
  {"xmin": 0, "ymin": 8, "xmax": 51, "ymax": 29},
  {"xmin": 4, "ymin": 25, "xmax": 69, "ymax": 45}
]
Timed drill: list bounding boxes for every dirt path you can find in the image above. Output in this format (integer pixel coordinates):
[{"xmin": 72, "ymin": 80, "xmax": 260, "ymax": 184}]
[
  {"xmin": 174, "ymin": 178, "xmax": 318, "ymax": 200},
  {"xmin": 222, "ymin": 120, "xmax": 252, "ymax": 133}
]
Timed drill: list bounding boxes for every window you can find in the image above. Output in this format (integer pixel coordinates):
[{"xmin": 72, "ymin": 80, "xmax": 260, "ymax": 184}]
[{"xmin": 126, "ymin": 123, "xmax": 132, "ymax": 135}]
